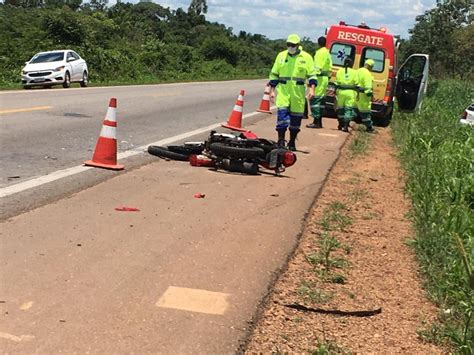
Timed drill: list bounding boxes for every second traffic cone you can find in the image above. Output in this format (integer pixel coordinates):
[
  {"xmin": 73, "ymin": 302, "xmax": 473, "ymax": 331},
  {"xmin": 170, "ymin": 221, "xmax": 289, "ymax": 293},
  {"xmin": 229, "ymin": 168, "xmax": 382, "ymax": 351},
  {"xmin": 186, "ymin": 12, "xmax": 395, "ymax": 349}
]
[
  {"xmin": 84, "ymin": 98, "xmax": 124, "ymax": 170},
  {"xmin": 222, "ymin": 89, "xmax": 247, "ymax": 132},
  {"xmin": 257, "ymin": 85, "xmax": 272, "ymax": 114}
]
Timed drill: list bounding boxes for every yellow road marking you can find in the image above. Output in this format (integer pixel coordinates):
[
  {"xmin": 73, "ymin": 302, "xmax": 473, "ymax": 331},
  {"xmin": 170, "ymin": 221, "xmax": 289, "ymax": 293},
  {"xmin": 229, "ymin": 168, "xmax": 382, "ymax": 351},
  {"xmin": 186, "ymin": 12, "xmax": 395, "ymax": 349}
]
[
  {"xmin": 318, "ymin": 133, "xmax": 339, "ymax": 137},
  {"xmin": 156, "ymin": 286, "xmax": 230, "ymax": 315},
  {"xmin": 20, "ymin": 301, "xmax": 34, "ymax": 310},
  {"xmin": 0, "ymin": 332, "xmax": 35, "ymax": 342},
  {"xmin": 149, "ymin": 92, "xmax": 182, "ymax": 98},
  {"xmin": 0, "ymin": 106, "xmax": 52, "ymax": 115}
]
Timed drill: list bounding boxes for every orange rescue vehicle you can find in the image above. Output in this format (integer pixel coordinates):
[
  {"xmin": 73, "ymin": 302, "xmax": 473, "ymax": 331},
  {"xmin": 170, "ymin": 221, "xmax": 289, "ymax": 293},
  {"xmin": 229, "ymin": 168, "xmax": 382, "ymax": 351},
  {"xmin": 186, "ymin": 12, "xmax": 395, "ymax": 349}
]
[{"xmin": 324, "ymin": 21, "xmax": 429, "ymax": 126}]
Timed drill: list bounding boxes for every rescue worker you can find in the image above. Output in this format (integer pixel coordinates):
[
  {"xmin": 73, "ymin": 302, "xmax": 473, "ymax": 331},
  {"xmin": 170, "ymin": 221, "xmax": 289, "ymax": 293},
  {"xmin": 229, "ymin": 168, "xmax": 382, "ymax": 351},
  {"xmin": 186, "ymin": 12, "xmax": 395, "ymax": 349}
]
[
  {"xmin": 269, "ymin": 34, "xmax": 318, "ymax": 151},
  {"xmin": 335, "ymin": 57, "xmax": 358, "ymax": 132},
  {"xmin": 356, "ymin": 58, "xmax": 376, "ymax": 132},
  {"xmin": 307, "ymin": 36, "xmax": 333, "ymax": 129}
]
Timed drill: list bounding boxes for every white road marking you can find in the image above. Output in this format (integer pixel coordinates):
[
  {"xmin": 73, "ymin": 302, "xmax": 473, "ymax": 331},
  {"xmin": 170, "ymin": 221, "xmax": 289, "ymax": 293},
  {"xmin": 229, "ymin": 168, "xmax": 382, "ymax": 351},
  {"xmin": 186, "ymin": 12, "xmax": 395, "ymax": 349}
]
[
  {"xmin": 0, "ymin": 332, "xmax": 35, "ymax": 342},
  {"xmin": 0, "ymin": 107, "xmax": 275, "ymax": 198},
  {"xmin": 156, "ymin": 286, "xmax": 230, "ymax": 315}
]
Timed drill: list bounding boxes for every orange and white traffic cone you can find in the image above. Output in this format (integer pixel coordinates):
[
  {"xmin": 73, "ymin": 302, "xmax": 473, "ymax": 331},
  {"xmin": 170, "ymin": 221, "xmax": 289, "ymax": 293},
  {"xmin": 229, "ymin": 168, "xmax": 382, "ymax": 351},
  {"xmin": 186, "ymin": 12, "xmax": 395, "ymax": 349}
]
[
  {"xmin": 257, "ymin": 85, "xmax": 272, "ymax": 114},
  {"xmin": 222, "ymin": 89, "xmax": 247, "ymax": 132},
  {"xmin": 84, "ymin": 98, "xmax": 124, "ymax": 170}
]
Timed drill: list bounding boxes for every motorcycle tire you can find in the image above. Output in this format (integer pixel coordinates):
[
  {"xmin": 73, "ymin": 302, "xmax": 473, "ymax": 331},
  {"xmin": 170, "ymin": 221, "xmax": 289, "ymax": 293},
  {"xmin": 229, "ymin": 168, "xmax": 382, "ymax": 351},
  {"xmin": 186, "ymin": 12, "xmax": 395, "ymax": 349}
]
[
  {"xmin": 209, "ymin": 143, "xmax": 265, "ymax": 159},
  {"xmin": 147, "ymin": 146, "xmax": 189, "ymax": 161}
]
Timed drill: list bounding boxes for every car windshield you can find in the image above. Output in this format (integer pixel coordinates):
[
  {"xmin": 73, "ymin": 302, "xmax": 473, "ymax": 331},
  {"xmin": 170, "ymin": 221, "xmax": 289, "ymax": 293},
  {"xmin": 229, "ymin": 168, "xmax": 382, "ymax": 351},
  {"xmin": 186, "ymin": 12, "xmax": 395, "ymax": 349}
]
[{"xmin": 30, "ymin": 52, "xmax": 65, "ymax": 64}]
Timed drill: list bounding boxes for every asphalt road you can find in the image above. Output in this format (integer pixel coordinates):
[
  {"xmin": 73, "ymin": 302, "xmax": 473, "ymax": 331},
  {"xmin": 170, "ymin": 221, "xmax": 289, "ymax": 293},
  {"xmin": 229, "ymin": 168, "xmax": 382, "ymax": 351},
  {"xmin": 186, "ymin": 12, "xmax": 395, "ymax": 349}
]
[
  {"xmin": 0, "ymin": 80, "xmax": 268, "ymax": 219},
  {"xmin": 1, "ymin": 113, "xmax": 348, "ymax": 353}
]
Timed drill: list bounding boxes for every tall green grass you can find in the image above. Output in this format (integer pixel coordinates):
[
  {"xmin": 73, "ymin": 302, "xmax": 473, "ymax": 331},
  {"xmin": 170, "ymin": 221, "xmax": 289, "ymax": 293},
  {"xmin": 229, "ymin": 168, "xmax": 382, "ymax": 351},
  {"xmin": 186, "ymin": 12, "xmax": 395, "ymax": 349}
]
[{"xmin": 392, "ymin": 79, "xmax": 474, "ymax": 353}]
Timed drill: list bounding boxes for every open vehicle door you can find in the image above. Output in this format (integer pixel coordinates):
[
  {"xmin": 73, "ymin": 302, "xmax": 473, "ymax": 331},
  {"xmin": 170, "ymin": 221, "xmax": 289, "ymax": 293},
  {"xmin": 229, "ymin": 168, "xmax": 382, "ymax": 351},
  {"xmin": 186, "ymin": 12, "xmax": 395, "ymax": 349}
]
[{"xmin": 395, "ymin": 54, "xmax": 429, "ymax": 112}]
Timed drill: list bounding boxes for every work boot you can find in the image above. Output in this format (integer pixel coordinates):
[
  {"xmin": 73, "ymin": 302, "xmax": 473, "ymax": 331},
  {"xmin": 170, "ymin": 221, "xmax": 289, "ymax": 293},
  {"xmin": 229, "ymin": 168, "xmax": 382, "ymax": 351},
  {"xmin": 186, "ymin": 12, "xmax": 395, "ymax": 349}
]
[
  {"xmin": 306, "ymin": 118, "xmax": 323, "ymax": 129},
  {"xmin": 288, "ymin": 130, "xmax": 298, "ymax": 151},
  {"xmin": 367, "ymin": 126, "xmax": 375, "ymax": 133},
  {"xmin": 337, "ymin": 119, "xmax": 343, "ymax": 130},
  {"xmin": 277, "ymin": 130, "xmax": 286, "ymax": 148},
  {"xmin": 342, "ymin": 121, "xmax": 349, "ymax": 133}
]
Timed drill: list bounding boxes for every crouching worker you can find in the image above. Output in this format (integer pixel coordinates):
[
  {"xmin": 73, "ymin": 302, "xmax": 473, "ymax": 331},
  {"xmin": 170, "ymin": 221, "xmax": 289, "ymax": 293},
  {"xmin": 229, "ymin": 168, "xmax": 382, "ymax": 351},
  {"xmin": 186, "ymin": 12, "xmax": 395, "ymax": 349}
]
[
  {"xmin": 356, "ymin": 58, "xmax": 376, "ymax": 132},
  {"xmin": 335, "ymin": 57, "xmax": 358, "ymax": 132},
  {"xmin": 269, "ymin": 34, "xmax": 317, "ymax": 151}
]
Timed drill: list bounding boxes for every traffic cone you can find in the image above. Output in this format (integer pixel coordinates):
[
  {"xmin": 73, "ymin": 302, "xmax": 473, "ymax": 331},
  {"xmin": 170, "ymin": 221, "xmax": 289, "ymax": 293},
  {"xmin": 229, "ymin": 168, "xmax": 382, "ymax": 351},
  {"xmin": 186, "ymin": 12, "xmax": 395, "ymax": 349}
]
[
  {"xmin": 257, "ymin": 85, "xmax": 272, "ymax": 114},
  {"xmin": 84, "ymin": 98, "xmax": 124, "ymax": 170},
  {"xmin": 222, "ymin": 89, "xmax": 247, "ymax": 132}
]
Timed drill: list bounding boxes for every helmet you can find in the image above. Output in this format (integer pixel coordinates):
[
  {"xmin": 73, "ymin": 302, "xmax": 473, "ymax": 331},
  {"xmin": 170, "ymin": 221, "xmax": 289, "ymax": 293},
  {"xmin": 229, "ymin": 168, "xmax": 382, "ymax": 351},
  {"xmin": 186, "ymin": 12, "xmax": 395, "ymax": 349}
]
[
  {"xmin": 286, "ymin": 34, "xmax": 301, "ymax": 44},
  {"xmin": 365, "ymin": 59, "xmax": 375, "ymax": 67}
]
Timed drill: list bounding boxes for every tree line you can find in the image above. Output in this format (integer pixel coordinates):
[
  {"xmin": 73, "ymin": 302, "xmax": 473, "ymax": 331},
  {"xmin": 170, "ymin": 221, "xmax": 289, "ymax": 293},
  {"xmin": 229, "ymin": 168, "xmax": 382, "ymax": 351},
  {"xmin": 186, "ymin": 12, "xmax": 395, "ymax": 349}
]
[
  {"xmin": 0, "ymin": 0, "xmax": 471, "ymax": 88},
  {"xmin": 0, "ymin": 0, "xmax": 317, "ymax": 87},
  {"xmin": 400, "ymin": 0, "xmax": 473, "ymax": 79}
]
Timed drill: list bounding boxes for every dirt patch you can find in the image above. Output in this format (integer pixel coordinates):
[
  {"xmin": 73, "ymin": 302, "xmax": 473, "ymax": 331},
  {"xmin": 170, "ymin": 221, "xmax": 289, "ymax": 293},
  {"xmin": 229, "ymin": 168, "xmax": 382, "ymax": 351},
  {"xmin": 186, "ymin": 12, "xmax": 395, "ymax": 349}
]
[{"xmin": 245, "ymin": 127, "xmax": 443, "ymax": 353}]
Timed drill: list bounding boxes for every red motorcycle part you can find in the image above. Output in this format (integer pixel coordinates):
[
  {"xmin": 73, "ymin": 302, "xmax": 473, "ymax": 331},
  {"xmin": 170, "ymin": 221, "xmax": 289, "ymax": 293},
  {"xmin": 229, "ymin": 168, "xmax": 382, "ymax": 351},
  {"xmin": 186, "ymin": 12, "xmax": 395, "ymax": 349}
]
[
  {"xmin": 282, "ymin": 151, "xmax": 297, "ymax": 167},
  {"xmin": 189, "ymin": 154, "xmax": 215, "ymax": 167}
]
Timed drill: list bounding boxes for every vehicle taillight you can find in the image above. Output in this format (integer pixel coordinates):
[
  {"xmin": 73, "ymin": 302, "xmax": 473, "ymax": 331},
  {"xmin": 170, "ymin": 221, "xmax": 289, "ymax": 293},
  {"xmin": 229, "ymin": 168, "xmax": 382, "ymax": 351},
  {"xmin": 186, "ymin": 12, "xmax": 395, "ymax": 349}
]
[
  {"xmin": 282, "ymin": 151, "xmax": 297, "ymax": 167},
  {"xmin": 384, "ymin": 77, "xmax": 393, "ymax": 103}
]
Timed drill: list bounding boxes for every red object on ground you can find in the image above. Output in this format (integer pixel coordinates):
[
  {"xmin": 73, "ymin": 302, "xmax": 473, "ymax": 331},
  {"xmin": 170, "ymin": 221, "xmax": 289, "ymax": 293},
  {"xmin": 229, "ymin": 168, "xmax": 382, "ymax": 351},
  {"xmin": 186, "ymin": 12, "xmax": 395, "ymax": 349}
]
[
  {"xmin": 84, "ymin": 98, "xmax": 124, "ymax": 170},
  {"xmin": 194, "ymin": 193, "xmax": 206, "ymax": 198},
  {"xmin": 241, "ymin": 131, "xmax": 258, "ymax": 139},
  {"xmin": 115, "ymin": 206, "xmax": 140, "ymax": 211},
  {"xmin": 189, "ymin": 154, "xmax": 215, "ymax": 167},
  {"xmin": 222, "ymin": 90, "xmax": 248, "ymax": 132},
  {"xmin": 256, "ymin": 85, "xmax": 272, "ymax": 114}
]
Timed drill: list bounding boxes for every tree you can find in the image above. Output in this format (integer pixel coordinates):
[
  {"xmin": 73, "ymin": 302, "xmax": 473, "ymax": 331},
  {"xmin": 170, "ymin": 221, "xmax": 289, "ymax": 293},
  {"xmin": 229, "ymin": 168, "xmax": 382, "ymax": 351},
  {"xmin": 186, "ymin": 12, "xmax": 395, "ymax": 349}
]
[
  {"xmin": 187, "ymin": 0, "xmax": 207, "ymax": 15},
  {"xmin": 404, "ymin": 0, "xmax": 473, "ymax": 77}
]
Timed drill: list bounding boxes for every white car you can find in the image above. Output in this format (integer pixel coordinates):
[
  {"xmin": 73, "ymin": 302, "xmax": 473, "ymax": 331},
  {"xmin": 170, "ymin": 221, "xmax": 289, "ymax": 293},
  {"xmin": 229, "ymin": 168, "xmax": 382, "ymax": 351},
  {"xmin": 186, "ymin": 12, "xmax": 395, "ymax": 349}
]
[
  {"xmin": 21, "ymin": 50, "xmax": 88, "ymax": 89},
  {"xmin": 460, "ymin": 102, "xmax": 474, "ymax": 126}
]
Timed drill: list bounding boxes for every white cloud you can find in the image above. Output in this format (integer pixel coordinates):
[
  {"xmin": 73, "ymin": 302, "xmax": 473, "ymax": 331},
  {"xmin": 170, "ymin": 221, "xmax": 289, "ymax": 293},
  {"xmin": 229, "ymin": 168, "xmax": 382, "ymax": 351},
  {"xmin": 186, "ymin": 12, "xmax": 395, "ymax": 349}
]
[{"xmin": 115, "ymin": 0, "xmax": 438, "ymax": 39}]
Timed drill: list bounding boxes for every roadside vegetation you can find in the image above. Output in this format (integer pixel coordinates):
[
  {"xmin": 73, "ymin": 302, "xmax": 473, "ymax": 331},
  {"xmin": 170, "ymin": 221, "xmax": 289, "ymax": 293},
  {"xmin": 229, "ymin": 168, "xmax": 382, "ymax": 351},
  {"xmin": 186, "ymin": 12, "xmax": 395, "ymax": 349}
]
[
  {"xmin": 0, "ymin": 0, "xmax": 317, "ymax": 89},
  {"xmin": 392, "ymin": 79, "xmax": 474, "ymax": 352}
]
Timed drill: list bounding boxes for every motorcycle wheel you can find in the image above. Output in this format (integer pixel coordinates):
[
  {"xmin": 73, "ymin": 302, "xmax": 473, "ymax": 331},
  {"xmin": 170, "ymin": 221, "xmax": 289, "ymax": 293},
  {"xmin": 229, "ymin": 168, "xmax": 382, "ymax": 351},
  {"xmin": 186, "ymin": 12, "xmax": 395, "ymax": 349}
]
[
  {"xmin": 147, "ymin": 146, "xmax": 189, "ymax": 161},
  {"xmin": 209, "ymin": 143, "xmax": 265, "ymax": 159}
]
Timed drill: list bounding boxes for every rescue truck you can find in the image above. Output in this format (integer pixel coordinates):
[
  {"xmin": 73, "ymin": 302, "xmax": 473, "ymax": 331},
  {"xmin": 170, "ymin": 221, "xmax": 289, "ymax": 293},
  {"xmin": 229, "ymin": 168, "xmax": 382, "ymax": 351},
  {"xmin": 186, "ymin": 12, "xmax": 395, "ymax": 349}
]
[{"xmin": 324, "ymin": 21, "xmax": 429, "ymax": 126}]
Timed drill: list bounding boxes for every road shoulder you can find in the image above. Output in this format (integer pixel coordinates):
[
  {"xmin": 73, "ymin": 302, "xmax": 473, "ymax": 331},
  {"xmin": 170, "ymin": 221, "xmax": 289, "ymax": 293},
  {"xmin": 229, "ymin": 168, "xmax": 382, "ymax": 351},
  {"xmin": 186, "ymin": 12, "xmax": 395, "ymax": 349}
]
[{"xmin": 245, "ymin": 127, "xmax": 443, "ymax": 353}]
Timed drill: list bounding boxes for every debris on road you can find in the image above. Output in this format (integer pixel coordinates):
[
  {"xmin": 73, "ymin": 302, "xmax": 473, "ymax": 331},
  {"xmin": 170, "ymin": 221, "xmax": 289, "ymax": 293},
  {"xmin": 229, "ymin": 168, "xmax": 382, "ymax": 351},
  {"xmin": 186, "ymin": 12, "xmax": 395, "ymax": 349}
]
[
  {"xmin": 194, "ymin": 193, "xmax": 206, "ymax": 199},
  {"xmin": 284, "ymin": 303, "xmax": 382, "ymax": 317},
  {"xmin": 115, "ymin": 206, "xmax": 140, "ymax": 212}
]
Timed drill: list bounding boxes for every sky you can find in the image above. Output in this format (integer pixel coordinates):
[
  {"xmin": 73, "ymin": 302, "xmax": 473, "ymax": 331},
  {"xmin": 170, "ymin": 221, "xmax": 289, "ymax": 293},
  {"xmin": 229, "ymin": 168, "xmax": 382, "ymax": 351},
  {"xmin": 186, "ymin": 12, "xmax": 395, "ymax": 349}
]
[{"xmin": 114, "ymin": 0, "xmax": 439, "ymax": 40}]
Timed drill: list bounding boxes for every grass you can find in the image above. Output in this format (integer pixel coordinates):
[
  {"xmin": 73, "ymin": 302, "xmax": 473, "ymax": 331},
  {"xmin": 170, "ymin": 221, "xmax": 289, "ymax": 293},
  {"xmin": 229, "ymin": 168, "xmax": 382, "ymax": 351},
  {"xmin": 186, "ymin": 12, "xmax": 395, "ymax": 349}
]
[
  {"xmin": 391, "ymin": 78, "xmax": 474, "ymax": 353},
  {"xmin": 297, "ymin": 280, "xmax": 334, "ymax": 304},
  {"xmin": 349, "ymin": 125, "xmax": 374, "ymax": 156},
  {"xmin": 319, "ymin": 203, "xmax": 352, "ymax": 232}
]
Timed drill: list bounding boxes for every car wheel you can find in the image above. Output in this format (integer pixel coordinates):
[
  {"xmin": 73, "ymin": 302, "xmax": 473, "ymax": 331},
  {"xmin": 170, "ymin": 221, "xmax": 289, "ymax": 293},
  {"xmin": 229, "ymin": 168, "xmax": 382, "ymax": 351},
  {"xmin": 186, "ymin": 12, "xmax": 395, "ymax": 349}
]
[
  {"xmin": 80, "ymin": 71, "xmax": 88, "ymax": 87},
  {"xmin": 63, "ymin": 72, "xmax": 71, "ymax": 88}
]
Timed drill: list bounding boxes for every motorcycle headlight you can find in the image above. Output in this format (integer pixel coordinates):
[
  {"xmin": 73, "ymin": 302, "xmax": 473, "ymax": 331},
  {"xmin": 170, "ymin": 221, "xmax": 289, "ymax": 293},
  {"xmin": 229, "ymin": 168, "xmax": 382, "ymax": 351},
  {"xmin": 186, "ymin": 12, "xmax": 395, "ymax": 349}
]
[{"xmin": 54, "ymin": 66, "xmax": 65, "ymax": 72}]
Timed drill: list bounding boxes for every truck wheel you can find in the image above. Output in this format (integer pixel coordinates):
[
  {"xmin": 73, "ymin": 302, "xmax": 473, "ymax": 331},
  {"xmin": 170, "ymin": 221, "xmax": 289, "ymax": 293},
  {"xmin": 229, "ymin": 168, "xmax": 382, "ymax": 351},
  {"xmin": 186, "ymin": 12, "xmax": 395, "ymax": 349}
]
[{"xmin": 377, "ymin": 110, "xmax": 393, "ymax": 127}]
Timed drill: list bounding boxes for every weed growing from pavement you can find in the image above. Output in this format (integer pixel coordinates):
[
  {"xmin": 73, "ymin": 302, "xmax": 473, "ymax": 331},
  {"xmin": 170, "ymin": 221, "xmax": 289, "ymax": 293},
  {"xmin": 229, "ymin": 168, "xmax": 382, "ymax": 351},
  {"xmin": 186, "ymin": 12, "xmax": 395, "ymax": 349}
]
[
  {"xmin": 297, "ymin": 280, "xmax": 334, "ymax": 304},
  {"xmin": 392, "ymin": 79, "xmax": 474, "ymax": 352},
  {"xmin": 320, "ymin": 204, "xmax": 353, "ymax": 232},
  {"xmin": 306, "ymin": 232, "xmax": 348, "ymax": 271},
  {"xmin": 349, "ymin": 126, "xmax": 373, "ymax": 156},
  {"xmin": 309, "ymin": 338, "xmax": 348, "ymax": 354},
  {"xmin": 348, "ymin": 188, "xmax": 369, "ymax": 203}
]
